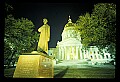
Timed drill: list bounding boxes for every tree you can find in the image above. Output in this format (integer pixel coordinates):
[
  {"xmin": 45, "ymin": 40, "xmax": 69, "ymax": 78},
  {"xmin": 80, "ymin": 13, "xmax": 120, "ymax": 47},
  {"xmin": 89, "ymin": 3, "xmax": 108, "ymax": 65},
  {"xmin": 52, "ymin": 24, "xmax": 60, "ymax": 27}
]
[
  {"xmin": 91, "ymin": 3, "xmax": 116, "ymax": 46},
  {"xmin": 76, "ymin": 3, "xmax": 116, "ymax": 56},
  {"xmin": 4, "ymin": 15, "xmax": 39, "ymax": 68},
  {"xmin": 76, "ymin": 13, "xmax": 94, "ymax": 47},
  {"xmin": 4, "ymin": 4, "xmax": 39, "ymax": 68}
]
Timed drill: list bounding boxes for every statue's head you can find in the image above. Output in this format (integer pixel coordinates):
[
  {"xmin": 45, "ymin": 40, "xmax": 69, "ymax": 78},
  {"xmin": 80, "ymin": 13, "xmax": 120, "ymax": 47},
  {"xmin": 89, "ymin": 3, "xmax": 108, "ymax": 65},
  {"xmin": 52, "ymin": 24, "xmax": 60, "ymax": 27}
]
[{"xmin": 43, "ymin": 18, "xmax": 48, "ymax": 24}]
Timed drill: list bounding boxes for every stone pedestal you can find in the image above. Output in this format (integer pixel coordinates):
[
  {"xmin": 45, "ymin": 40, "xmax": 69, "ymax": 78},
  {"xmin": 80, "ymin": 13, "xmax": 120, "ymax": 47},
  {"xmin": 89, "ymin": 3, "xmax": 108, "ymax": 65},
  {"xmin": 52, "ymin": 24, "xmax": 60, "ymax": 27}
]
[{"xmin": 13, "ymin": 52, "xmax": 53, "ymax": 78}]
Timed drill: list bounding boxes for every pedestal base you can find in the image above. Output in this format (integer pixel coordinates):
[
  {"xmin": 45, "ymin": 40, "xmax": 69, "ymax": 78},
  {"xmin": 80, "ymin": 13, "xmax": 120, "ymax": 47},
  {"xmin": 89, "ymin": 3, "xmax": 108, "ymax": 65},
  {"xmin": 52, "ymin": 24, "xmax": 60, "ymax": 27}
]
[{"xmin": 13, "ymin": 52, "xmax": 53, "ymax": 78}]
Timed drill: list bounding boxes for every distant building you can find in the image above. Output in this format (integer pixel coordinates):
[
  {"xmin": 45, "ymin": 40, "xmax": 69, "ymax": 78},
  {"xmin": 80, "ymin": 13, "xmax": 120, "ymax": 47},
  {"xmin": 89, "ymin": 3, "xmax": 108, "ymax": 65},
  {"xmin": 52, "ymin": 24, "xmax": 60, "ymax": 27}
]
[{"xmin": 49, "ymin": 16, "xmax": 114, "ymax": 64}]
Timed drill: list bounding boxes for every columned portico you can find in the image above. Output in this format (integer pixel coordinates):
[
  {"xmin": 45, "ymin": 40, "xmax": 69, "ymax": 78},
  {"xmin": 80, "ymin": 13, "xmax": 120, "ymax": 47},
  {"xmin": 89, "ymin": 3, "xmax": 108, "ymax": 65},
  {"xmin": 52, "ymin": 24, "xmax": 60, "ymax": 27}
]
[{"xmin": 50, "ymin": 16, "xmax": 113, "ymax": 63}]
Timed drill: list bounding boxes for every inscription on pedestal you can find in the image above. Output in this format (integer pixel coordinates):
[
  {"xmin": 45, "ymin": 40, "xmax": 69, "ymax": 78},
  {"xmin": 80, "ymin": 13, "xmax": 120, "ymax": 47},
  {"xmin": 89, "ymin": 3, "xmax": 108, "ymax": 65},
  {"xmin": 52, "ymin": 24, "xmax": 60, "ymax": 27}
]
[
  {"xmin": 13, "ymin": 55, "xmax": 40, "ymax": 78},
  {"xmin": 39, "ymin": 56, "xmax": 53, "ymax": 78},
  {"xmin": 13, "ymin": 53, "xmax": 53, "ymax": 78}
]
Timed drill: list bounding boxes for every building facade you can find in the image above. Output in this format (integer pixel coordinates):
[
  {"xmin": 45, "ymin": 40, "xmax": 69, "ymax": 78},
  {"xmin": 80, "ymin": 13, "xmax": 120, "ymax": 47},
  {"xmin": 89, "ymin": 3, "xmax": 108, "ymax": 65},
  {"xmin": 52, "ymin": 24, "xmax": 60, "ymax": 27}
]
[{"xmin": 49, "ymin": 16, "xmax": 114, "ymax": 64}]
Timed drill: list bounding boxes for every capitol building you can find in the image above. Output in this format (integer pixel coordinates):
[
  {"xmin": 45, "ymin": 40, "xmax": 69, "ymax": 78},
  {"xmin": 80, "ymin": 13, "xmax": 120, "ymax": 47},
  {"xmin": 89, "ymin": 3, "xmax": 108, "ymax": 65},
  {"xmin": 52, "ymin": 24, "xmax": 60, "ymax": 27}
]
[{"xmin": 49, "ymin": 16, "xmax": 114, "ymax": 64}]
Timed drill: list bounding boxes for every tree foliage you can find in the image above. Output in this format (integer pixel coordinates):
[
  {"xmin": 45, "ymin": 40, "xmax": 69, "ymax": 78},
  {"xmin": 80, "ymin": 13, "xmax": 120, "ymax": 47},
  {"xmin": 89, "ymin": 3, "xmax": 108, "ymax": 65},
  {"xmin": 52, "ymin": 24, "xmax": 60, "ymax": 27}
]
[
  {"xmin": 76, "ymin": 3, "xmax": 116, "ymax": 55},
  {"xmin": 4, "ymin": 4, "xmax": 39, "ymax": 67},
  {"xmin": 92, "ymin": 3, "xmax": 116, "ymax": 46}
]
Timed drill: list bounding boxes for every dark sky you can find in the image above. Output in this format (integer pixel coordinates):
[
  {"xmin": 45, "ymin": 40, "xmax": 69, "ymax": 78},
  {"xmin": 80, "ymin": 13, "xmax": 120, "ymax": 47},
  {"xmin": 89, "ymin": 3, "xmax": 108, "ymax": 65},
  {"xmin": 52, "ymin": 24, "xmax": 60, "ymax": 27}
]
[{"xmin": 8, "ymin": 2, "xmax": 97, "ymax": 48}]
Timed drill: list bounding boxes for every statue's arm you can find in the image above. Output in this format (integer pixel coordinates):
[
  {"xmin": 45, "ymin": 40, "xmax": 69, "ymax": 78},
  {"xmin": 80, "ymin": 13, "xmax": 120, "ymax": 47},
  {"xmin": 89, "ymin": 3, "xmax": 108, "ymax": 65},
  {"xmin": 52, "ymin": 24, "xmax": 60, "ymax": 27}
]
[{"xmin": 38, "ymin": 27, "xmax": 42, "ymax": 32}]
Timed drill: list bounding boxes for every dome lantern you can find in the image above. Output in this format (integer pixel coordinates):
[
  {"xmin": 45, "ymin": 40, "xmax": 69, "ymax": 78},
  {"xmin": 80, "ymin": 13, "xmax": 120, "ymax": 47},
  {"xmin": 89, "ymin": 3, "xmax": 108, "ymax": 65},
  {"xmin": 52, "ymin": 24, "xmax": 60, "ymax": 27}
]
[{"xmin": 64, "ymin": 15, "xmax": 76, "ymax": 28}]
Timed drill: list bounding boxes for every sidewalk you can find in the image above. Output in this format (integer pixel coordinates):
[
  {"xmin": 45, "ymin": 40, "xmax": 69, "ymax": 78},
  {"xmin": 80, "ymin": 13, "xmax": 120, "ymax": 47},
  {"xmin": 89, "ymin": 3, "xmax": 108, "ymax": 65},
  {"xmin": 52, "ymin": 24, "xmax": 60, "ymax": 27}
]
[
  {"xmin": 54, "ymin": 60, "xmax": 115, "ymax": 69},
  {"xmin": 54, "ymin": 63, "xmax": 115, "ymax": 78}
]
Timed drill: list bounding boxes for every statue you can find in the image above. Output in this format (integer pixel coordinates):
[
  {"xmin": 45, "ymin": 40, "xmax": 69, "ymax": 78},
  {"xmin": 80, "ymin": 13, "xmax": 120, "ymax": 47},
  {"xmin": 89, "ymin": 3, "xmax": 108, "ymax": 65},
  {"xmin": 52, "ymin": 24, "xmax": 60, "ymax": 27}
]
[{"xmin": 37, "ymin": 18, "xmax": 50, "ymax": 54}]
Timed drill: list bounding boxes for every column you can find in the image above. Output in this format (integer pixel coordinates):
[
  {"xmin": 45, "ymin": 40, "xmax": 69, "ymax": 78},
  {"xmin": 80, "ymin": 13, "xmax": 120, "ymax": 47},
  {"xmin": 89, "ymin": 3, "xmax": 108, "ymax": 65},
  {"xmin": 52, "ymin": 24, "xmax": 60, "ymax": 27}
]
[
  {"xmin": 69, "ymin": 46, "xmax": 71, "ymax": 60},
  {"xmin": 100, "ymin": 55, "xmax": 103, "ymax": 59},
  {"xmin": 72, "ymin": 46, "xmax": 74, "ymax": 60},
  {"xmin": 104, "ymin": 53, "xmax": 107, "ymax": 59},
  {"xmin": 62, "ymin": 47, "xmax": 64, "ymax": 60},
  {"xmin": 56, "ymin": 47, "xmax": 58, "ymax": 59},
  {"xmin": 95, "ymin": 48, "xmax": 99, "ymax": 59},
  {"xmin": 108, "ymin": 53, "xmax": 111, "ymax": 59},
  {"xmin": 92, "ymin": 50, "xmax": 95, "ymax": 59},
  {"xmin": 67, "ymin": 46, "xmax": 70, "ymax": 60},
  {"xmin": 86, "ymin": 50, "xmax": 89, "ymax": 59},
  {"xmin": 83, "ymin": 50, "xmax": 87, "ymax": 59},
  {"xmin": 89, "ymin": 49, "xmax": 92, "ymax": 59},
  {"xmin": 66, "ymin": 46, "xmax": 68, "ymax": 60},
  {"xmin": 80, "ymin": 49, "xmax": 83, "ymax": 59},
  {"xmin": 60, "ymin": 47, "xmax": 62, "ymax": 60},
  {"xmin": 64, "ymin": 46, "xmax": 66, "ymax": 60},
  {"xmin": 88, "ymin": 49, "xmax": 90, "ymax": 59},
  {"xmin": 58, "ymin": 47, "xmax": 60, "ymax": 59},
  {"xmin": 93, "ymin": 51, "xmax": 96, "ymax": 59},
  {"xmin": 96, "ymin": 50, "xmax": 99, "ymax": 59},
  {"xmin": 76, "ymin": 46, "xmax": 78, "ymax": 60},
  {"xmin": 78, "ymin": 46, "xmax": 80, "ymax": 59}
]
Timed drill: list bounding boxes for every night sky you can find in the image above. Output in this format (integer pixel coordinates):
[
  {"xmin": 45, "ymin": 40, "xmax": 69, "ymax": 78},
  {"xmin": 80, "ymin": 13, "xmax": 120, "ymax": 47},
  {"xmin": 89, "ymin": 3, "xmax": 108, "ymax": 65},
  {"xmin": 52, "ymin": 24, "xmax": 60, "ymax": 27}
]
[{"xmin": 7, "ymin": 2, "xmax": 98, "ymax": 48}]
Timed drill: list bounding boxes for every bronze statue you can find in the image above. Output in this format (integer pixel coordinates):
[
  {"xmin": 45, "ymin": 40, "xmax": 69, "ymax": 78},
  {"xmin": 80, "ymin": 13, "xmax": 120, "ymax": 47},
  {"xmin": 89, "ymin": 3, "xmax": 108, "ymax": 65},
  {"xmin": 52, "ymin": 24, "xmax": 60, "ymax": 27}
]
[{"xmin": 37, "ymin": 18, "xmax": 50, "ymax": 54}]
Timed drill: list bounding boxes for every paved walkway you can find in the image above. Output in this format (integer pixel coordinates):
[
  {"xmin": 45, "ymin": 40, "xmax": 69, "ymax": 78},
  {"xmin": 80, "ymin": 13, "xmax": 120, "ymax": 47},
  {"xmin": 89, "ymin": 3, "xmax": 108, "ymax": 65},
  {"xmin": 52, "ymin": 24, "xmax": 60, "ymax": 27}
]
[
  {"xmin": 54, "ymin": 60, "xmax": 115, "ymax": 69},
  {"xmin": 54, "ymin": 60, "xmax": 115, "ymax": 78}
]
